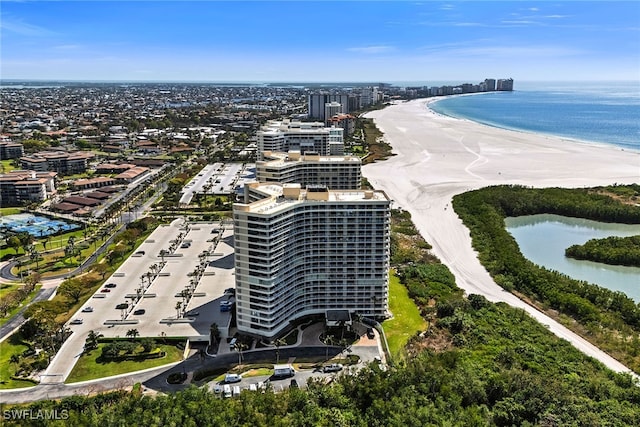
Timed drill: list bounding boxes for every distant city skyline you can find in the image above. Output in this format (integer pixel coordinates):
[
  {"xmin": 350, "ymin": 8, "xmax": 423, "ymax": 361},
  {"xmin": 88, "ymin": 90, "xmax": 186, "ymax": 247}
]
[{"xmin": 2, "ymin": 1, "xmax": 638, "ymax": 82}]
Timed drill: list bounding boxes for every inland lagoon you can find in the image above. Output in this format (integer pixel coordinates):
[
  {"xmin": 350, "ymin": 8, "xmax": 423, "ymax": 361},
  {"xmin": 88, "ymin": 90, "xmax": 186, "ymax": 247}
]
[{"xmin": 505, "ymin": 214, "xmax": 640, "ymax": 302}]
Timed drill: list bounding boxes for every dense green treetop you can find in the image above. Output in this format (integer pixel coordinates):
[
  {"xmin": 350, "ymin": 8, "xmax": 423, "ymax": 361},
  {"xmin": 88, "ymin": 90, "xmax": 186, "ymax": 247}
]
[{"xmin": 566, "ymin": 235, "xmax": 640, "ymax": 267}]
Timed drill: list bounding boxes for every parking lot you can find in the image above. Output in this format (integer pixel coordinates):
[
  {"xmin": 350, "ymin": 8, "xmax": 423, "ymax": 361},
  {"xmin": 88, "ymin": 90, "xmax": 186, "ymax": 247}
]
[
  {"xmin": 43, "ymin": 218, "xmax": 237, "ymax": 383},
  {"xmin": 104, "ymin": 219, "xmax": 236, "ymax": 341}
]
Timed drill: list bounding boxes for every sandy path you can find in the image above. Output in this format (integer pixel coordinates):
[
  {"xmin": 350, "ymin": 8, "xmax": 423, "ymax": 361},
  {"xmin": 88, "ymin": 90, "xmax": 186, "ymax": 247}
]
[{"xmin": 363, "ymin": 98, "xmax": 639, "ymax": 376}]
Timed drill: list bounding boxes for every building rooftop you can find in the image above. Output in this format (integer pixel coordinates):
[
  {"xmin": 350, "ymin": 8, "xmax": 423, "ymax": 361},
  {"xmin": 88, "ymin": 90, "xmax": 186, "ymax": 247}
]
[
  {"xmin": 260, "ymin": 150, "xmax": 361, "ymax": 166},
  {"xmin": 237, "ymin": 182, "xmax": 388, "ymax": 215}
]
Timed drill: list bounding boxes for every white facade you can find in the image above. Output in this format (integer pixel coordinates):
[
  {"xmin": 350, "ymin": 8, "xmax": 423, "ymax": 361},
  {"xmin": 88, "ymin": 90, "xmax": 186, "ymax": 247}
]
[
  {"xmin": 256, "ymin": 120, "xmax": 344, "ymax": 160},
  {"xmin": 233, "ymin": 183, "xmax": 390, "ymax": 339},
  {"xmin": 254, "ymin": 151, "xmax": 361, "ymax": 197},
  {"xmin": 324, "ymin": 102, "xmax": 343, "ymax": 126}
]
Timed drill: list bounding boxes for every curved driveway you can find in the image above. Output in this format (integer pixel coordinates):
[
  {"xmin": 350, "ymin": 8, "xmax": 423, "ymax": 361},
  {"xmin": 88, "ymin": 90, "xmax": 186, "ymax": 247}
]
[{"xmin": 0, "ymin": 345, "xmax": 368, "ymax": 404}]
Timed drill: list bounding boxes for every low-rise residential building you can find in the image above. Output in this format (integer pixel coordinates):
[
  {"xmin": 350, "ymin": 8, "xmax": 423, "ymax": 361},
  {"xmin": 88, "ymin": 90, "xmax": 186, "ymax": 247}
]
[
  {"xmin": 233, "ymin": 182, "xmax": 390, "ymax": 339},
  {"xmin": 0, "ymin": 141, "xmax": 24, "ymax": 159},
  {"xmin": 114, "ymin": 166, "xmax": 150, "ymax": 183},
  {"xmin": 0, "ymin": 170, "xmax": 56, "ymax": 206},
  {"xmin": 20, "ymin": 151, "xmax": 94, "ymax": 175}
]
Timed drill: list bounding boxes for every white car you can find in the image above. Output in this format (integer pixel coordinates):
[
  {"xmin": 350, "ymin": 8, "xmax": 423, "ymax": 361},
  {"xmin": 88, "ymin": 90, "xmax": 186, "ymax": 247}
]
[
  {"xmin": 322, "ymin": 363, "xmax": 343, "ymax": 373},
  {"xmin": 70, "ymin": 318, "xmax": 83, "ymax": 325},
  {"xmin": 82, "ymin": 307, "xmax": 94, "ymax": 312}
]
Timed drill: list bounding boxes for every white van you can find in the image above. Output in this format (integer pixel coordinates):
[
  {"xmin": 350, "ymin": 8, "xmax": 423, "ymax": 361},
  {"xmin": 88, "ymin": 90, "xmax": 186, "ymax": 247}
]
[
  {"xmin": 233, "ymin": 385, "xmax": 241, "ymax": 397},
  {"xmin": 223, "ymin": 384, "xmax": 232, "ymax": 398},
  {"xmin": 225, "ymin": 373, "xmax": 241, "ymax": 383},
  {"xmin": 273, "ymin": 364, "xmax": 295, "ymax": 378}
]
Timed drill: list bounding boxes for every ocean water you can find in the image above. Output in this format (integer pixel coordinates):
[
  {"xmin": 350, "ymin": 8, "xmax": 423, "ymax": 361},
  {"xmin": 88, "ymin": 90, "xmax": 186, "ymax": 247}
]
[{"xmin": 429, "ymin": 81, "xmax": 640, "ymax": 151}]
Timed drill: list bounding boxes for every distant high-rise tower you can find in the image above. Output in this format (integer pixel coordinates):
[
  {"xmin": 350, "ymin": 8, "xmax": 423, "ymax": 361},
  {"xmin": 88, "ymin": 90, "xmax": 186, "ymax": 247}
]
[
  {"xmin": 324, "ymin": 102, "xmax": 343, "ymax": 125},
  {"xmin": 496, "ymin": 78, "xmax": 514, "ymax": 91},
  {"xmin": 308, "ymin": 94, "xmax": 356, "ymax": 121},
  {"xmin": 484, "ymin": 78, "xmax": 496, "ymax": 91}
]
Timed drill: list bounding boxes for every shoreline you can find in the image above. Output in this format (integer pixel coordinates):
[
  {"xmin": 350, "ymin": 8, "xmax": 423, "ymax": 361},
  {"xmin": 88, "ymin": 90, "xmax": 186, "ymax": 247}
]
[
  {"xmin": 362, "ymin": 99, "xmax": 638, "ymax": 376},
  {"xmin": 424, "ymin": 94, "xmax": 640, "ymax": 154}
]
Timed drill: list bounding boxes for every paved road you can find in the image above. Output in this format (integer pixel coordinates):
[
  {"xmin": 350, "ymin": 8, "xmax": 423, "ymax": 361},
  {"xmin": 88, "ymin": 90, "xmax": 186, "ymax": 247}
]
[
  {"xmin": 0, "ymin": 345, "xmax": 376, "ymax": 404},
  {"xmin": 0, "ymin": 287, "xmax": 57, "ymax": 343}
]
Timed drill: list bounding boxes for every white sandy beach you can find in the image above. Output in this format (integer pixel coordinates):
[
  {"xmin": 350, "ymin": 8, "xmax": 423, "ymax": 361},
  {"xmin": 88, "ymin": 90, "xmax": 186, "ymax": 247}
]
[{"xmin": 362, "ymin": 98, "xmax": 639, "ymax": 375}]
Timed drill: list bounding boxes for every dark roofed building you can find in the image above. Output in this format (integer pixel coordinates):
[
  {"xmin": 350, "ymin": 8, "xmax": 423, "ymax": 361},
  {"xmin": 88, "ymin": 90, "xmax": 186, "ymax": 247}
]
[
  {"xmin": 51, "ymin": 202, "xmax": 82, "ymax": 213},
  {"xmin": 85, "ymin": 191, "xmax": 110, "ymax": 200},
  {"xmin": 62, "ymin": 196, "xmax": 101, "ymax": 207}
]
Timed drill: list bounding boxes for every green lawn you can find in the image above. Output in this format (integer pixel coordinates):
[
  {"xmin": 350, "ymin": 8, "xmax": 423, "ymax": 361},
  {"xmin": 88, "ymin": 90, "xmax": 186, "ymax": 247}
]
[
  {"xmin": 0, "ymin": 207, "xmax": 22, "ymax": 216},
  {"xmin": 0, "ymin": 336, "xmax": 37, "ymax": 389},
  {"xmin": 65, "ymin": 342, "xmax": 183, "ymax": 383},
  {"xmin": 0, "ymin": 283, "xmax": 19, "ymax": 299},
  {"xmin": 0, "ymin": 160, "xmax": 17, "ymax": 174},
  {"xmin": 382, "ymin": 271, "xmax": 427, "ymax": 359}
]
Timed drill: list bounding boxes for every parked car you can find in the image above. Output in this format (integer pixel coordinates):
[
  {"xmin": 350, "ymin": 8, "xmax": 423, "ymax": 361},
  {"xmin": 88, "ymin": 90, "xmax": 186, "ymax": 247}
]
[
  {"xmin": 223, "ymin": 384, "xmax": 232, "ymax": 398},
  {"xmin": 105, "ymin": 283, "xmax": 117, "ymax": 288},
  {"xmin": 186, "ymin": 310, "xmax": 199, "ymax": 316},
  {"xmin": 322, "ymin": 363, "xmax": 343, "ymax": 373},
  {"xmin": 70, "ymin": 318, "xmax": 83, "ymax": 325},
  {"xmin": 289, "ymin": 379, "xmax": 299, "ymax": 389},
  {"xmin": 224, "ymin": 288, "xmax": 236, "ymax": 295},
  {"xmin": 180, "ymin": 242, "xmax": 191, "ymax": 248},
  {"xmin": 220, "ymin": 301, "xmax": 233, "ymax": 312},
  {"xmin": 133, "ymin": 309, "xmax": 146, "ymax": 315},
  {"xmin": 81, "ymin": 306, "xmax": 94, "ymax": 313},
  {"xmin": 115, "ymin": 303, "xmax": 129, "ymax": 310},
  {"xmin": 100, "ymin": 288, "xmax": 111, "ymax": 293},
  {"xmin": 366, "ymin": 328, "xmax": 375, "ymax": 339}
]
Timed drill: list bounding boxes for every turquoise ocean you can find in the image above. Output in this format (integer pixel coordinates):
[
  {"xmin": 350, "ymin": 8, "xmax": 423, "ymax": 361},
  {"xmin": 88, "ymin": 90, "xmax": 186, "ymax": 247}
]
[{"xmin": 428, "ymin": 81, "xmax": 640, "ymax": 152}]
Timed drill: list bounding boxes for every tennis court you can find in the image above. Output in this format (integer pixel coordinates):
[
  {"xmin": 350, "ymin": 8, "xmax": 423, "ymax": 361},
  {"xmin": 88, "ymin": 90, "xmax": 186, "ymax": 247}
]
[{"xmin": 0, "ymin": 213, "xmax": 79, "ymax": 237}]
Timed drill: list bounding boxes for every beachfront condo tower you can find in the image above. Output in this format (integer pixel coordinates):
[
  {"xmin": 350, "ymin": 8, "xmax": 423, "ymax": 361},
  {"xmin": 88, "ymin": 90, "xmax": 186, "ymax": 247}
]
[
  {"xmin": 233, "ymin": 183, "xmax": 391, "ymax": 339},
  {"xmin": 249, "ymin": 151, "xmax": 362, "ymax": 200},
  {"xmin": 256, "ymin": 119, "xmax": 344, "ymax": 160}
]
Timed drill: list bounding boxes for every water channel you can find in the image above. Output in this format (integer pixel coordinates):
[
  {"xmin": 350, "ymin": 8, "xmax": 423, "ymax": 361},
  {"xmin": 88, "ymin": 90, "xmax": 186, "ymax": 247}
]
[{"xmin": 504, "ymin": 214, "xmax": 640, "ymax": 302}]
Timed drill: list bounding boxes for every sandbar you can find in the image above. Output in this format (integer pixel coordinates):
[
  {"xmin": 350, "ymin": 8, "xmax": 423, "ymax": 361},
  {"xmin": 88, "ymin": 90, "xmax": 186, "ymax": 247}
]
[{"xmin": 362, "ymin": 98, "xmax": 639, "ymax": 375}]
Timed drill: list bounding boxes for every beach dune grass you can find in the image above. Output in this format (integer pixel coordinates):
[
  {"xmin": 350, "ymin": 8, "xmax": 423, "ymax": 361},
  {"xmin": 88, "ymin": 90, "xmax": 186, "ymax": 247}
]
[
  {"xmin": 66, "ymin": 342, "xmax": 183, "ymax": 383},
  {"xmin": 382, "ymin": 272, "xmax": 427, "ymax": 359}
]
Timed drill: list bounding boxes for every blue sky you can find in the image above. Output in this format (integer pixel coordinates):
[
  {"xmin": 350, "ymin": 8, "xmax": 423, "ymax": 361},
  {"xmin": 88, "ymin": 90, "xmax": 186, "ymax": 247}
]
[{"xmin": 1, "ymin": 1, "xmax": 639, "ymax": 82}]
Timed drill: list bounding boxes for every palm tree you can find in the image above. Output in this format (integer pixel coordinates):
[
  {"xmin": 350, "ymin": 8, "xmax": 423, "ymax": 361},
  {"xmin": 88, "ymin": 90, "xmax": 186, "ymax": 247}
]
[
  {"xmin": 235, "ymin": 342, "xmax": 247, "ymax": 366},
  {"xmin": 209, "ymin": 323, "xmax": 220, "ymax": 348},
  {"xmin": 28, "ymin": 245, "xmax": 40, "ymax": 269},
  {"xmin": 274, "ymin": 338, "xmax": 286, "ymax": 364},
  {"xmin": 65, "ymin": 236, "xmax": 76, "ymax": 259},
  {"xmin": 325, "ymin": 335, "xmax": 335, "ymax": 360},
  {"xmin": 84, "ymin": 330, "xmax": 103, "ymax": 352},
  {"xmin": 175, "ymin": 301, "xmax": 182, "ymax": 318},
  {"xmin": 126, "ymin": 329, "xmax": 139, "ymax": 340}
]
